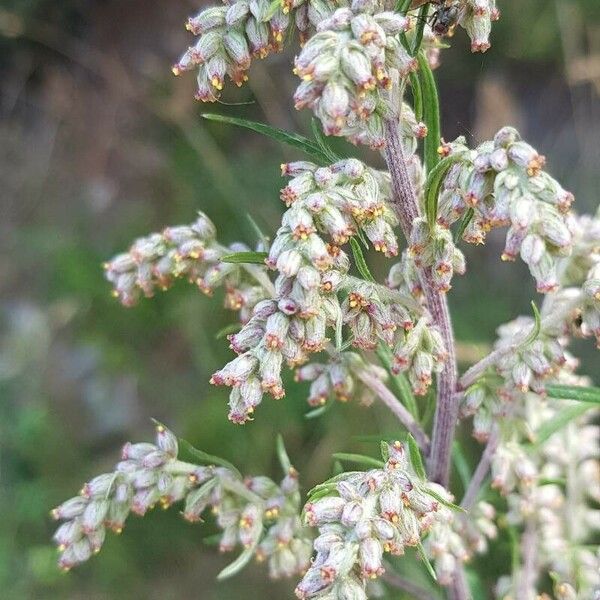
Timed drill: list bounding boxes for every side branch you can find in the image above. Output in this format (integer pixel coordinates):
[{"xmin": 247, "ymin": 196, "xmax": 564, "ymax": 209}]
[
  {"xmin": 357, "ymin": 370, "xmax": 430, "ymax": 453},
  {"xmin": 460, "ymin": 428, "xmax": 499, "ymax": 511}
]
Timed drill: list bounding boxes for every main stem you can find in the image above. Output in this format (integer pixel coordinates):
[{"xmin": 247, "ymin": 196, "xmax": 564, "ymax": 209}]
[{"xmin": 383, "ymin": 118, "xmax": 459, "ymax": 487}]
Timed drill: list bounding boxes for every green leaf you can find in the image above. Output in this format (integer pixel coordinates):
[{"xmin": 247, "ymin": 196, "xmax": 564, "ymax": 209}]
[
  {"xmin": 532, "ymin": 403, "xmax": 593, "ymax": 447},
  {"xmin": 349, "ymin": 238, "xmax": 375, "ymax": 282},
  {"xmin": 423, "ymin": 486, "xmax": 466, "ymax": 513},
  {"xmin": 304, "ymin": 402, "xmax": 333, "ymax": 419},
  {"xmin": 523, "ymin": 301, "xmax": 542, "ymax": 346},
  {"xmin": 407, "ymin": 434, "xmax": 427, "ymax": 480},
  {"xmin": 454, "ymin": 208, "xmax": 474, "ymax": 243},
  {"xmin": 276, "ymin": 434, "xmax": 292, "ymax": 473},
  {"xmin": 423, "ymin": 153, "xmax": 466, "ymax": 227},
  {"xmin": 311, "ymin": 118, "xmax": 341, "ymax": 163},
  {"xmin": 331, "ymin": 453, "xmax": 385, "ymax": 469},
  {"xmin": 220, "ymin": 251, "xmax": 268, "ymax": 264},
  {"xmin": 417, "ymin": 53, "xmax": 441, "ymax": 174},
  {"xmin": 396, "ymin": 0, "xmax": 412, "ymax": 13},
  {"xmin": 409, "ymin": 71, "xmax": 423, "ymax": 122},
  {"xmin": 202, "ymin": 113, "xmax": 329, "ymax": 163},
  {"xmin": 416, "ymin": 541, "xmax": 438, "ymax": 582},
  {"xmin": 217, "ymin": 540, "xmax": 259, "ymax": 580},
  {"xmin": 263, "ymin": 0, "xmax": 281, "ymax": 22},
  {"xmin": 179, "ymin": 438, "xmax": 242, "ymax": 478},
  {"xmin": 215, "ymin": 323, "xmax": 241, "ymax": 340},
  {"xmin": 546, "ymin": 384, "xmax": 600, "ymax": 404},
  {"xmin": 412, "ymin": 4, "xmax": 429, "ymax": 55},
  {"xmin": 380, "ymin": 441, "xmax": 390, "ymax": 461}
]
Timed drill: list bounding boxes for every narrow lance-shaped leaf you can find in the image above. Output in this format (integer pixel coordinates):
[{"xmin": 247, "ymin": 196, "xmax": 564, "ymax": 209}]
[
  {"xmin": 331, "ymin": 453, "xmax": 386, "ymax": 469},
  {"xmin": 349, "ymin": 238, "xmax": 375, "ymax": 282},
  {"xmin": 406, "ymin": 434, "xmax": 427, "ymax": 480},
  {"xmin": 202, "ymin": 114, "xmax": 330, "ymax": 164},
  {"xmin": 276, "ymin": 434, "xmax": 292, "ymax": 473},
  {"xmin": 417, "ymin": 541, "xmax": 438, "ymax": 582},
  {"xmin": 546, "ymin": 384, "xmax": 600, "ymax": 404},
  {"xmin": 220, "ymin": 251, "xmax": 268, "ymax": 264},
  {"xmin": 179, "ymin": 438, "xmax": 242, "ymax": 478},
  {"xmin": 523, "ymin": 301, "xmax": 542, "ymax": 346},
  {"xmin": 217, "ymin": 538, "xmax": 260, "ymax": 580},
  {"xmin": 532, "ymin": 404, "xmax": 593, "ymax": 447},
  {"xmin": 417, "ymin": 52, "xmax": 441, "ymax": 174}
]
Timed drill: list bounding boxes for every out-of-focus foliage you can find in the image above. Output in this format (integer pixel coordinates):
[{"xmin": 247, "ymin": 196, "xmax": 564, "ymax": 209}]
[{"xmin": 0, "ymin": 0, "xmax": 597, "ymax": 597}]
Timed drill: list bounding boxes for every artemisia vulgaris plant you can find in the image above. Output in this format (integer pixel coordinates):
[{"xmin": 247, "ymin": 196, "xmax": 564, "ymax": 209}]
[{"xmin": 52, "ymin": 1, "xmax": 600, "ymax": 598}]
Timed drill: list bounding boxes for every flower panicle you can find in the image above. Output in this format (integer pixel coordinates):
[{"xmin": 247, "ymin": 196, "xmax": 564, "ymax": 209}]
[
  {"xmin": 295, "ymin": 440, "xmax": 451, "ymax": 598},
  {"xmin": 437, "ymin": 126, "xmax": 575, "ymax": 294},
  {"xmin": 51, "ymin": 425, "xmax": 311, "ymax": 578},
  {"xmin": 104, "ymin": 212, "xmax": 266, "ymax": 319},
  {"xmin": 212, "ymin": 158, "xmax": 414, "ymax": 423}
]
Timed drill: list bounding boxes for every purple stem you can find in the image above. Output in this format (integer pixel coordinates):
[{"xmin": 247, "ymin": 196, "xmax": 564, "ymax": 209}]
[{"xmin": 383, "ymin": 118, "xmax": 459, "ymax": 487}]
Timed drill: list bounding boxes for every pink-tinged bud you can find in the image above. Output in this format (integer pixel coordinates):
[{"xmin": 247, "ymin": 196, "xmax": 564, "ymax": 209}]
[
  {"xmin": 511, "ymin": 362, "xmax": 532, "ymax": 392},
  {"xmin": 372, "ymin": 517, "xmax": 395, "ymax": 541},
  {"xmin": 341, "ymin": 501, "xmax": 363, "ymax": 527},
  {"xmin": 510, "ymin": 195, "xmax": 536, "ymax": 230},
  {"xmin": 304, "ymin": 496, "xmax": 345, "ymax": 526},
  {"xmin": 397, "ymin": 508, "xmax": 420, "ymax": 546},
  {"xmin": 53, "ymin": 520, "xmax": 83, "ymax": 547},
  {"xmin": 374, "ymin": 11, "xmax": 410, "ymax": 35},
  {"xmin": 81, "ymin": 500, "xmax": 109, "ymax": 534},
  {"xmin": 225, "ymin": 1, "xmax": 250, "ymax": 27},
  {"xmin": 359, "ymin": 538, "xmax": 384, "ymax": 578},
  {"xmin": 340, "ymin": 47, "xmax": 376, "ymax": 90},
  {"xmin": 82, "ymin": 473, "xmax": 116, "ymax": 499},
  {"xmin": 121, "ymin": 442, "xmax": 156, "ymax": 462},
  {"xmin": 386, "ymin": 440, "xmax": 408, "ymax": 470},
  {"xmin": 508, "ymin": 141, "xmax": 546, "ymax": 176},
  {"xmin": 211, "ymin": 353, "xmax": 258, "ymax": 386},
  {"xmin": 223, "ymin": 30, "xmax": 251, "ymax": 69},
  {"xmin": 539, "ymin": 213, "xmax": 572, "ymax": 249},
  {"xmin": 295, "ymin": 566, "xmax": 329, "ymax": 599},
  {"xmin": 259, "ymin": 350, "xmax": 284, "ymax": 398},
  {"xmin": 520, "ymin": 234, "xmax": 545, "ymax": 266},
  {"xmin": 321, "ymin": 81, "xmax": 350, "ymax": 121},
  {"xmin": 245, "ymin": 16, "xmax": 270, "ymax": 57},
  {"xmin": 155, "ymin": 425, "xmax": 178, "ymax": 457},
  {"xmin": 187, "ymin": 7, "xmax": 227, "ymax": 35},
  {"xmin": 379, "ymin": 485, "xmax": 402, "ymax": 522}
]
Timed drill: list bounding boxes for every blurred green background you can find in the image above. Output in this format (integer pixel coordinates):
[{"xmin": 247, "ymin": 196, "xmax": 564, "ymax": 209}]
[{"xmin": 0, "ymin": 0, "xmax": 598, "ymax": 598}]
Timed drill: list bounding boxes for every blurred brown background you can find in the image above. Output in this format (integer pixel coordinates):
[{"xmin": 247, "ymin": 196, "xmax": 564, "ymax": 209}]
[{"xmin": 0, "ymin": 1, "xmax": 598, "ymax": 598}]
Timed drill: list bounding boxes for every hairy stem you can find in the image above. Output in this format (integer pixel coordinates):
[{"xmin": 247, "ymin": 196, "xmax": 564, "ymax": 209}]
[
  {"xmin": 357, "ymin": 369, "xmax": 430, "ymax": 453},
  {"xmin": 383, "ymin": 118, "xmax": 459, "ymax": 487}
]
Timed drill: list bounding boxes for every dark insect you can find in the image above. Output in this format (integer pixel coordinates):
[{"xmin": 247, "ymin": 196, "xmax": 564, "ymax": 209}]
[{"xmin": 409, "ymin": 1, "xmax": 462, "ymax": 37}]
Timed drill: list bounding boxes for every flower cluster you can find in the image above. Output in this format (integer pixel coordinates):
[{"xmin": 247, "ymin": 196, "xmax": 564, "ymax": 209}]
[
  {"xmin": 51, "ymin": 424, "xmax": 312, "ymax": 578},
  {"xmin": 437, "ymin": 127, "xmax": 575, "ymax": 293},
  {"xmin": 499, "ymin": 397, "xmax": 600, "ymax": 597},
  {"xmin": 173, "ymin": 0, "xmax": 304, "ymax": 101},
  {"xmin": 424, "ymin": 501, "xmax": 497, "ymax": 585},
  {"xmin": 453, "ymin": 0, "xmax": 501, "ymax": 53},
  {"xmin": 295, "ymin": 352, "xmax": 387, "ymax": 407},
  {"xmin": 104, "ymin": 212, "xmax": 266, "ymax": 319},
  {"xmin": 295, "ymin": 440, "xmax": 449, "ymax": 599},
  {"xmin": 293, "ymin": 3, "xmax": 418, "ymax": 148},
  {"xmin": 211, "ymin": 158, "xmax": 412, "ymax": 422},
  {"xmin": 408, "ymin": 217, "xmax": 466, "ymax": 293}
]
